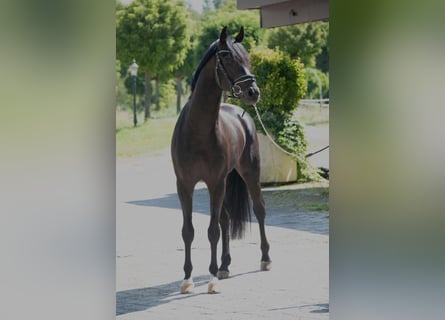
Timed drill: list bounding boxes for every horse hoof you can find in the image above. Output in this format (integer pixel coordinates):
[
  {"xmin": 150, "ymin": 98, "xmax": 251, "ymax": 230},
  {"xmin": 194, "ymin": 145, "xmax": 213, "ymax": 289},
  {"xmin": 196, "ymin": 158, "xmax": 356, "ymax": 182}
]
[
  {"xmin": 261, "ymin": 260, "xmax": 272, "ymax": 271},
  {"xmin": 217, "ymin": 270, "xmax": 230, "ymax": 280},
  {"xmin": 208, "ymin": 277, "xmax": 219, "ymax": 294},
  {"xmin": 180, "ymin": 278, "xmax": 194, "ymax": 294}
]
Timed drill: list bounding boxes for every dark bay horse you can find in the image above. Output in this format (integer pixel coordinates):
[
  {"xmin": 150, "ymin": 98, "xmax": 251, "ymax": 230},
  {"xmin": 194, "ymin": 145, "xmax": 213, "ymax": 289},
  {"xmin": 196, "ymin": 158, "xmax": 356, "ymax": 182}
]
[{"xmin": 171, "ymin": 26, "xmax": 271, "ymax": 294}]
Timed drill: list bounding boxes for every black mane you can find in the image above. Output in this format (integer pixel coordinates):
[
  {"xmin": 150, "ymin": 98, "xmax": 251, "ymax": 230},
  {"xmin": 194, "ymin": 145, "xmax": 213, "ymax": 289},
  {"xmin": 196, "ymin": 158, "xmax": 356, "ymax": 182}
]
[{"xmin": 191, "ymin": 41, "xmax": 218, "ymax": 92}]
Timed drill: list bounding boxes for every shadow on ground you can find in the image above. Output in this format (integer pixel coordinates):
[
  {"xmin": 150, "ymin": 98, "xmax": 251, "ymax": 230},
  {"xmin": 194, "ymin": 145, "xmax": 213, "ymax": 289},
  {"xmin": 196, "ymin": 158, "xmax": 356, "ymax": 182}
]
[
  {"xmin": 116, "ymin": 270, "xmax": 266, "ymax": 316},
  {"xmin": 116, "ymin": 275, "xmax": 209, "ymax": 316},
  {"xmin": 127, "ymin": 186, "xmax": 328, "ymax": 235},
  {"xmin": 269, "ymin": 303, "xmax": 329, "ymax": 314}
]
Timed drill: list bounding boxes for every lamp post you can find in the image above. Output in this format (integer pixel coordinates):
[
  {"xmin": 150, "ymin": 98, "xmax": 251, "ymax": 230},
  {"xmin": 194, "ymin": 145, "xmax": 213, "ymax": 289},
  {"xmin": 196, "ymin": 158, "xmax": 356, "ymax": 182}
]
[{"xmin": 129, "ymin": 59, "xmax": 139, "ymax": 127}]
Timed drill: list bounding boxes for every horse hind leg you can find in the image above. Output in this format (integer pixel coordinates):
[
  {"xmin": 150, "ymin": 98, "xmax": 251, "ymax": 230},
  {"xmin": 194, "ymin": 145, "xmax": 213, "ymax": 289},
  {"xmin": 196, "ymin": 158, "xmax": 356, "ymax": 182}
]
[
  {"xmin": 254, "ymin": 193, "xmax": 272, "ymax": 271},
  {"xmin": 217, "ymin": 206, "xmax": 231, "ymax": 280},
  {"xmin": 254, "ymin": 197, "xmax": 272, "ymax": 271},
  {"xmin": 242, "ymin": 172, "xmax": 272, "ymax": 271}
]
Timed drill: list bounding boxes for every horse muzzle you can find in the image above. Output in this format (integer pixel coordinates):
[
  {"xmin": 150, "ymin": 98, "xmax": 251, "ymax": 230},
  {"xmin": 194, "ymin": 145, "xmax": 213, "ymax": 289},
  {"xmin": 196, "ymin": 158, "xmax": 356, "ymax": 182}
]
[
  {"xmin": 230, "ymin": 75, "xmax": 260, "ymax": 105},
  {"xmin": 240, "ymin": 81, "xmax": 260, "ymax": 105}
]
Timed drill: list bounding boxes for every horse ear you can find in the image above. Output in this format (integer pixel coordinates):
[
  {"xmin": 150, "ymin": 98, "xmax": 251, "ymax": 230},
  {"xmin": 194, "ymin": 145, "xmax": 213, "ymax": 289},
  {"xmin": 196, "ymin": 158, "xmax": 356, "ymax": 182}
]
[
  {"xmin": 235, "ymin": 26, "xmax": 244, "ymax": 43},
  {"xmin": 220, "ymin": 26, "xmax": 228, "ymax": 44}
]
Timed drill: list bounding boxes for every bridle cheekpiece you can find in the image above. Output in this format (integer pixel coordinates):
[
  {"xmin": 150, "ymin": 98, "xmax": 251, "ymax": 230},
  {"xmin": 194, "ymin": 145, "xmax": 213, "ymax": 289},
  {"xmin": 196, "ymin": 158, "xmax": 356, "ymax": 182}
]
[{"xmin": 215, "ymin": 49, "xmax": 256, "ymax": 99}]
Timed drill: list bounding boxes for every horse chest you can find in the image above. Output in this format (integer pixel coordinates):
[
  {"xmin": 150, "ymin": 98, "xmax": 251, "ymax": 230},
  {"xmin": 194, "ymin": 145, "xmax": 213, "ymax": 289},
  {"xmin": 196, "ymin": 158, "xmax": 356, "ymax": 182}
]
[{"xmin": 175, "ymin": 138, "xmax": 233, "ymax": 178}]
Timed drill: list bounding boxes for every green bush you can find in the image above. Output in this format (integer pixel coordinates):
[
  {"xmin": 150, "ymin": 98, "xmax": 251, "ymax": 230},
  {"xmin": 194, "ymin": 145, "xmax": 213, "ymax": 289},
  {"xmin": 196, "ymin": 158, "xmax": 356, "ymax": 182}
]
[
  {"xmin": 234, "ymin": 48, "xmax": 306, "ymax": 139},
  {"xmin": 232, "ymin": 48, "xmax": 321, "ymax": 181},
  {"xmin": 247, "ymin": 48, "xmax": 306, "ymax": 136}
]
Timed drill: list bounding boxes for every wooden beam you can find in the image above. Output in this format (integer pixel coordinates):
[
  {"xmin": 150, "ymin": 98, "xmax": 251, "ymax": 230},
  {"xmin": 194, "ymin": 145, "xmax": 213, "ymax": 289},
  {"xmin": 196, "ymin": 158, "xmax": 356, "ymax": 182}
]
[
  {"xmin": 238, "ymin": 0, "xmax": 329, "ymax": 27},
  {"xmin": 237, "ymin": 0, "xmax": 290, "ymax": 10}
]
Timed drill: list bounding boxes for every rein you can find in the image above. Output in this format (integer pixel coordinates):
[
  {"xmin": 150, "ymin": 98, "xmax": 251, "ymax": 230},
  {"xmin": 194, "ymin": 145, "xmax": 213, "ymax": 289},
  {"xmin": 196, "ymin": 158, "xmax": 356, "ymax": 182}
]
[
  {"xmin": 253, "ymin": 104, "xmax": 329, "ymax": 160},
  {"xmin": 213, "ymin": 49, "xmax": 329, "ymax": 163},
  {"xmin": 215, "ymin": 50, "xmax": 256, "ymax": 99}
]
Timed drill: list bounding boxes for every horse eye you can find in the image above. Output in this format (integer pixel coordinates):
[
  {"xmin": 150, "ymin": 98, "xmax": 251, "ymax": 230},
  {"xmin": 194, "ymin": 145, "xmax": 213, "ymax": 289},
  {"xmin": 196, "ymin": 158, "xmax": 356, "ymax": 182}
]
[{"xmin": 219, "ymin": 51, "xmax": 232, "ymax": 59}]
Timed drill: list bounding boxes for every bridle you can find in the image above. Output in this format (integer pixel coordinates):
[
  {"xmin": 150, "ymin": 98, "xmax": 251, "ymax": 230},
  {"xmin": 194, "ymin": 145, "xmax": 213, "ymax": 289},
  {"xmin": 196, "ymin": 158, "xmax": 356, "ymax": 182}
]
[{"xmin": 214, "ymin": 49, "xmax": 256, "ymax": 99}]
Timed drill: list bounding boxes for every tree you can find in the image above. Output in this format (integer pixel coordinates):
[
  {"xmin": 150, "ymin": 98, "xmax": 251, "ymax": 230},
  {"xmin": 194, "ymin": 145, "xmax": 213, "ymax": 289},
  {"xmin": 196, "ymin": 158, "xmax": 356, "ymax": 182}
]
[
  {"xmin": 116, "ymin": 0, "xmax": 189, "ymax": 120},
  {"xmin": 116, "ymin": 0, "xmax": 124, "ymax": 11},
  {"xmin": 267, "ymin": 21, "xmax": 329, "ymax": 68},
  {"xmin": 171, "ymin": 8, "xmax": 201, "ymax": 114},
  {"xmin": 173, "ymin": 43, "xmax": 198, "ymax": 113},
  {"xmin": 316, "ymin": 45, "xmax": 329, "ymax": 73},
  {"xmin": 203, "ymin": 0, "xmax": 212, "ymax": 12},
  {"xmin": 213, "ymin": 0, "xmax": 230, "ymax": 10},
  {"xmin": 306, "ymin": 68, "xmax": 329, "ymax": 99},
  {"xmin": 196, "ymin": 3, "xmax": 263, "ymax": 56},
  {"xmin": 267, "ymin": 21, "xmax": 329, "ymax": 100},
  {"xmin": 202, "ymin": 0, "xmax": 232, "ymax": 11}
]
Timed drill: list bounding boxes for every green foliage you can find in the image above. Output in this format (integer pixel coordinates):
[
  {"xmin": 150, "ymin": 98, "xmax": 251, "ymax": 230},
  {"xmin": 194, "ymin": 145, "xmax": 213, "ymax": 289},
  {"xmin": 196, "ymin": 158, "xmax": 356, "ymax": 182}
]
[
  {"xmin": 116, "ymin": 59, "xmax": 122, "ymax": 79},
  {"xmin": 116, "ymin": 75, "xmax": 129, "ymax": 110},
  {"xmin": 123, "ymin": 74, "xmax": 146, "ymax": 96},
  {"xmin": 151, "ymin": 80, "xmax": 177, "ymax": 110},
  {"xmin": 277, "ymin": 119, "xmax": 307, "ymax": 159},
  {"xmin": 316, "ymin": 45, "xmax": 329, "ymax": 73},
  {"xmin": 213, "ymin": 0, "xmax": 231, "ymax": 10},
  {"xmin": 305, "ymin": 68, "xmax": 329, "ymax": 99},
  {"xmin": 116, "ymin": 0, "xmax": 190, "ymax": 118},
  {"xmin": 201, "ymin": 0, "xmax": 233, "ymax": 12},
  {"xmin": 196, "ymin": 5, "xmax": 263, "ymax": 55},
  {"xmin": 233, "ymin": 48, "xmax": 323, "ymax": 181},
  {"xmin": 276, "ymin": 118, "xmax": 322, "ymax": 182},
  {"xmin": 267, "ymin": 21, "xmax": 329, "ymax": 68},
  {"xmin": 116, "ymin": 0, "xmax": 189, "ymax": 75},
  {"xmin": 174, "ymin": 10, "xmax": 202, "ymax": 82},
  {"xmin": 243, "ymin": 48, "xmax": 306, "ymax": 137}
]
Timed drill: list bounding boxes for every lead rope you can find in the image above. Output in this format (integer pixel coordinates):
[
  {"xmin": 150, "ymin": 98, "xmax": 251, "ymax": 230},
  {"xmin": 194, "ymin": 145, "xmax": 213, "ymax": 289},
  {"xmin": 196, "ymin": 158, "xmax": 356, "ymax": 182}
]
[{"xmin": 252, "ymin": 104, "xmax": 329, "ymax": 160}]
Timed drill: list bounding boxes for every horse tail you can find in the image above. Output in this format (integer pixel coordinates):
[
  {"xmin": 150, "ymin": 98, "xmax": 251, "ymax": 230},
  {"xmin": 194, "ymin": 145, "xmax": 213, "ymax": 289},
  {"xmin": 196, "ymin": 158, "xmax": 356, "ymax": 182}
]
[{"xmin": 223, "ymin": 170, "xmax": 251, "ymax": 240}]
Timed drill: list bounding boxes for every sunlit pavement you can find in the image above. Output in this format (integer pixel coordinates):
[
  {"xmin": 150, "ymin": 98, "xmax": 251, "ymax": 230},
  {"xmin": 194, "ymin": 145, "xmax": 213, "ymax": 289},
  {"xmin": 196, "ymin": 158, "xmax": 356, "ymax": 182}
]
[
  {"xmin": 117, "ymin": 149, "xmax": 328, "ymax": 319},
  {"xmin": 304, "ymin": 125, "xmax": 329, "ymax": 170}
]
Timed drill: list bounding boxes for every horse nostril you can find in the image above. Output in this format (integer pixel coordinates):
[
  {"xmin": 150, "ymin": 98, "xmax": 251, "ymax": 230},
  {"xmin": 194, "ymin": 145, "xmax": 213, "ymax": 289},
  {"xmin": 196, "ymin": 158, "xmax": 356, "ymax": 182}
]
[{"xmin": 248, "ymin": 87, "xmax": 255, "ymax": 97}]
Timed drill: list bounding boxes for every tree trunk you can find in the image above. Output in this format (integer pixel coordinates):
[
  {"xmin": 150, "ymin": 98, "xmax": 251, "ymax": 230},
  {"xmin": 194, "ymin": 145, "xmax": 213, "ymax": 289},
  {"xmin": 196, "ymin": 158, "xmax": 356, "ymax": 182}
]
[
  {"xmin": 155, "ymin": 75, "xmax": 160, "ymax": 111},
  {"xmin": 176, "ymin": 76, "xmax": 182, "ymax": 114},
  {"xmin": 144, "ymin": 72, "xmax": 151, "ymax": 120}
]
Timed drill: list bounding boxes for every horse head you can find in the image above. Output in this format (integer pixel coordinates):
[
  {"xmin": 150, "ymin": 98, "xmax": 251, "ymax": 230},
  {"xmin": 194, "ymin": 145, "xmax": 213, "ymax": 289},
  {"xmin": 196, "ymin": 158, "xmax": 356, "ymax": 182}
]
[{"xmin": 215, "ymin": 26, "xmax": 260, "ymax": 105}]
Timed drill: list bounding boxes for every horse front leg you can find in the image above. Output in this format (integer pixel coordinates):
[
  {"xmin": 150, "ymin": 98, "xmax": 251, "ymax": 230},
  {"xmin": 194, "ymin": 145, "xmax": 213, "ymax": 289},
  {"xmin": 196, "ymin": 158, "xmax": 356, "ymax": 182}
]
[
  {"xmin": 207, "ymin": 180, "xmax": 225, "ymax": 293},
  {"xmin": 177, "ymin": 180, "xmax": 195, "ymax": 294}
]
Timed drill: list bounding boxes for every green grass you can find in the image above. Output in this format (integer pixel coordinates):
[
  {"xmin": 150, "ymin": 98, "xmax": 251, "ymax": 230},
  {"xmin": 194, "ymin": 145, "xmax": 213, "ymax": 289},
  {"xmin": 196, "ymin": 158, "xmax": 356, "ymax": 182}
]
[
  {"xmin": 263, "ymin": 186, "xmax": 329, "ymax": 212},
  {"xmin": 302, "ymin": 202, "xmax": 329, "ymax": 211},
  {"xmin": 116, "ymin": 109, "xmax": 177, "ymax": 158},
  {"xmin": 115, "ymin": 102, "xmax": 329, "ymax": 158}
]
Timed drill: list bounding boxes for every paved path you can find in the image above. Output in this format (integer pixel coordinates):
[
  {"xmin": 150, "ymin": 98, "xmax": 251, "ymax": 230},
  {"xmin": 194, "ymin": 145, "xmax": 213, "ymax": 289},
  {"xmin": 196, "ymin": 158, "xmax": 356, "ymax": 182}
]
[
  {"xmin": 117, "ymin": 149, "xmax": 329, "ymax": 319},
  {"xmin": 304, "ymin": 125, "xmax": 329, "ymax": 170}
]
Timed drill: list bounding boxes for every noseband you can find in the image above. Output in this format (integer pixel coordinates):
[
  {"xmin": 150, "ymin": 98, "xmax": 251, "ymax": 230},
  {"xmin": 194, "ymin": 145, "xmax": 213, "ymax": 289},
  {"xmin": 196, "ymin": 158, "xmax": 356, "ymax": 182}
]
[{"xmin": 215, "ymin": 50, "xmax": 256, "ymax": 99}]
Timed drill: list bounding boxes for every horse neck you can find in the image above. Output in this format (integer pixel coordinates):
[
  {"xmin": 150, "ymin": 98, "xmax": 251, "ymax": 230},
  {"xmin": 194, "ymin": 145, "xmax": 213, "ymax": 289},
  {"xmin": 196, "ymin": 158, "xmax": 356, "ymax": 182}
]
[{"xmin": 187, "ymin": 58, "xmax": 222, "ymax": 134}]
